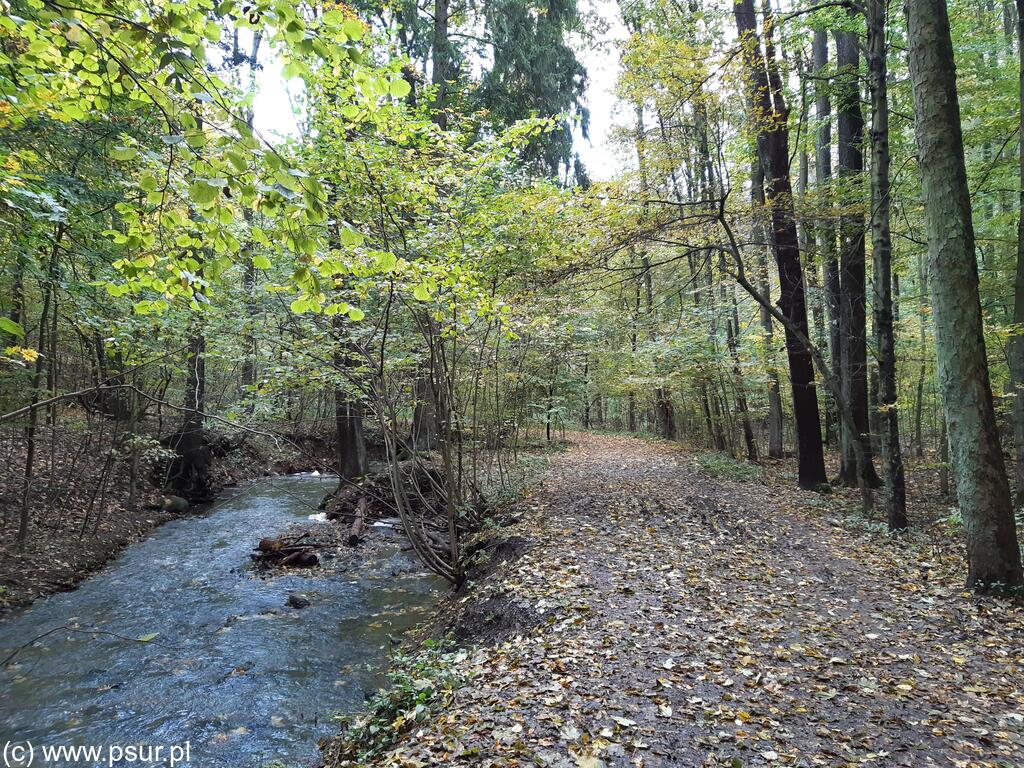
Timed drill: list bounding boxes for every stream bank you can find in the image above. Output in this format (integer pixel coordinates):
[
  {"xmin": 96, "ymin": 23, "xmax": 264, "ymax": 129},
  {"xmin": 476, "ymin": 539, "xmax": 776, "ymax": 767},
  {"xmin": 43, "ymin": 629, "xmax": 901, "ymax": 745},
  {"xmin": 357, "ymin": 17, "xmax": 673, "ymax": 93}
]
[
  {"xmin": 0, "ymin": 474, "xmax": 440, "ymax": 767},
  {"xmin": 0, "ymin": 429, "xmax": 337, "ymax": 612}
]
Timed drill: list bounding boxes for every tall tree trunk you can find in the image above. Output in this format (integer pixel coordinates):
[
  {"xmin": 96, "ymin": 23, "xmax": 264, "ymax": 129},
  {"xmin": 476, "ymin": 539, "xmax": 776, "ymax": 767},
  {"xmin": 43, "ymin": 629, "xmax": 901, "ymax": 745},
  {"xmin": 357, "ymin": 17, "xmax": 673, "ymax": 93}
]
[
  {"xmin": 1010, "ymin": 0, "xmax": 1024, "ymax": 504},
  {"xmin": 171, "ymin": 317, "xmax": 209, "ymax": 500},
  {"xmin": 915, "ymin": 251, "xmax": 928, "ymax": 457},
  {"xmin": 655, "ymin": 388, "xmax": 676, "ymax": 439},
  {"xmin": 735, "ymin": 0, "xmax": 828, "ymax": 488},
  {"xmin": 582, "ymin": 358, "xmax": 591, "ymax": 429},
  {"xmin": 814, "ymin": 28, "xmax": 841, "ymax": 449},
  {"xmin": 719, "ymin": 250, "xmax": 758, "ymax": 460},
  {"xmin": 240, "ymin": 208, "xmax": 257, "ymax": 400},
  {"xmin": 17, "ymin": 227, "xmax": 63, "ymax": 548},
  {"xmin": 237, "ymin": 37, "xmax": 261, "ymax": 400},
  {"xmin": 867, "ymin": 0, "xmax": 908, "ymax": 530},
  {"xmin": 798, "ymin": 148, "xmax": 828, "ymax": 356},
  {"xmin": 334, "ymin": 318, "xmax": 368, "ymax": 480},
  {"xmin": 906, "ymin": 0, "xmax": 1023, "ymax": 590},
  {"xmin": 431, "ymin": 0, "xmax": 450, "ymax": 129},
  {"xmin": 753, "ymin": 160, "xmax": 786, "ymax": 458},
  {"xmin": 835, "ymin": 27, "xmax": 881, "ymax": 488},
  {"xmin": 5, "ymin": 250, "xmax": 25, "ymax": 344}
]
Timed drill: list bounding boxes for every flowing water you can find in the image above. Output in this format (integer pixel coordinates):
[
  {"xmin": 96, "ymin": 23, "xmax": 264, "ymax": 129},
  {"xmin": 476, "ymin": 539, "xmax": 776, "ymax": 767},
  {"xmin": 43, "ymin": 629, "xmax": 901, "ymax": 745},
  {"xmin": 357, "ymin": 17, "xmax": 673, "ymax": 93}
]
[{"xmin": 0, "ymin": 475, "xmax": 439, "ymax": 767}]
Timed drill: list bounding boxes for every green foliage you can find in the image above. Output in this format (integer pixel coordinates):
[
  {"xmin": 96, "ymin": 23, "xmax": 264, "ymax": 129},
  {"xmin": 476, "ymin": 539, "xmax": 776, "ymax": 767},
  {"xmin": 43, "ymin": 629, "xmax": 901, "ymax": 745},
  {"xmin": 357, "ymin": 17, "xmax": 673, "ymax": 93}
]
[
  {"xmin": 695, "ymin": 452, "xmax": 765, "ymax": 483},
  {"xmin": 477, "ymin": 0, "xmax": 589, "ymax": 178},
  {"xmin": 328, "ymin": 640, "xmax": 469, "ymax": 765}
]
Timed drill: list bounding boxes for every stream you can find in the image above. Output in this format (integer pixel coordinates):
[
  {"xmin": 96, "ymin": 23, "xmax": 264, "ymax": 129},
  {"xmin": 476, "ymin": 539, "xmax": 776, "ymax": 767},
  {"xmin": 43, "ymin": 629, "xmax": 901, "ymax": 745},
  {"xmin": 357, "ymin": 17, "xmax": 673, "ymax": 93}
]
[{"xmin": 0, "ymin": 474, "xmax": 440, "ymax": 767}]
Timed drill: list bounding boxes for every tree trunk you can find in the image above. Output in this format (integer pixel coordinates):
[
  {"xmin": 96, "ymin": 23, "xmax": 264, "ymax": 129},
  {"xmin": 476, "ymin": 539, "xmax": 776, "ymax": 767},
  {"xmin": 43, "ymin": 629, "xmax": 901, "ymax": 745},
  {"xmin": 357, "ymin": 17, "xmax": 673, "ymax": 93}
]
[
  {"xmin": 867, "ymin": 0, "xmax": 908, "ymax": 530},
  {"xmin": 720, "ymin": 250, "xmax": 758, "ymax": 460},
  {"xmin": 5, "ymin": 250, "xmax": 25, "ymax": 344},
  {"xmin": 17, "ymin": 229, "xmax": 62, "ymax": 548},
  {"xmin": 905, "ymin": 0, "xmax": 1023, "ymax": 590},
  {"xmin": 734, "ymin": 0, "xmax": 827, "ymax": 488},
  {"xmin": 655, "ymin": 387, "xmax": 676, "ymax": 439},
  {"xmin": 1010, "ymin": 0, "xmax": 1024, "ymax": 505},
  {"xmin": 334, "ymin": 372, "xmax": 368, "ymax": 480},
  {"xmin": 169, "ymin": 318, "xmax": 211, "ymax": 501},
  {"xmin": 240, "ymin": 208, "xmax": 258, "ymax": 399},
  {"xmin": 431, "ymin": 0, "xmax": 450, "ymax": 129},
  {"xmin": 814, "ymin": 29, "xmax": 841, "ymax": 449},
  {"xmin": 915, "ymin": 251, "xmax": 928, "ymax": 458},
  {"xmin": 582, "ymin": 358, "xmax": 591, "ymax": 429},
  {"xmin": 835, "ymin": 27, "xmax": 881, "ymax": 488},
  {"xmin": 753, "ymin": 160, "xmax": 785, "ymax": 459}
]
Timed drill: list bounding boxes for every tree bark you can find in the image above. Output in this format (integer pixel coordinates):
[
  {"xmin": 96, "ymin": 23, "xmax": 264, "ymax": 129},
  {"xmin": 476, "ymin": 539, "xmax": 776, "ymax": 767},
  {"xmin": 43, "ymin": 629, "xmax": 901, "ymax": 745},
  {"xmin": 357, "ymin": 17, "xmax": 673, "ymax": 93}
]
[
  {"xmin": 334, "ymin": 354, "xmax": 368, "ymax": 480},
  {"xmin": 1009, "ymin": 0, "xmax": 1024, "ymax": 504},
  {"xmin": 834, "ymin": 27, "xmax": 881, "ymax": 488},
  {"xmin": 867, "ymin": 0, "xmax": 908, "ymax": 530},
  {"xmin": 814, "ymin": 29, "xmax": 841, "ymax": 449},
  {"xmin": 905, "ymin": 0, "xmax": 1023, "ymax": 590},
  {"xmin": 431, "ymin": 0, "xmax": 450, "ymax": 129},
  {"xmin": 734, "ymin": 0, "xmax": 827, "ymax": 488},
  {"xmin": 753, "ymin": 160, "xmax": 785, "ymax": 459}
]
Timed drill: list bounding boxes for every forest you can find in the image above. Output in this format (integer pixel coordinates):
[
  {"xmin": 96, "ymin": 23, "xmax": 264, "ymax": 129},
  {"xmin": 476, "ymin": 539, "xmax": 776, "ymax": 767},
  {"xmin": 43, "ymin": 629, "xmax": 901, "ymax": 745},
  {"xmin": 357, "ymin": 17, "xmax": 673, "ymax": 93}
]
[{"xmin": 1, "ymin": 0, "xmax": 1024, "ymax": 765}]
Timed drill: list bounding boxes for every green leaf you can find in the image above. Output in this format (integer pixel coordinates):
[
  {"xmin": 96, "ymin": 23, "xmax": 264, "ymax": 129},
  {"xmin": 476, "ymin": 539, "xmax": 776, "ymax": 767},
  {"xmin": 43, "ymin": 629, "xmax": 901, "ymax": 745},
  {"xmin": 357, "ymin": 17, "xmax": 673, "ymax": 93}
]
[
  {"xmin": 375, "ymin": 252, "xmax": 398, "ymax": 272},
  {"xmin": 110, "ymin": 145, "xmax": 138, "ymax": 161},
  {"xmin": 253, "ymin": 254, "xmax": 271, "ymax": 269},
  {"xmin": 137, "ymin": 633, "xmax": 159, "ymax": 642},
  {"xmin": 0, "ymin": 317, "xmax": 25, "ymax": 337},
  {"xmin": 339, "ymin": 227, "xmax": 363, "ymax": 247},
  {"xmin": 413, "ymin": 283, "xmax": 431, "ymax": 301},
  {"xmin": 389, "ymin": 78, "xmax": 411, "ymax": 99},
  {"xmin": 189, "ymin": 180, "xmax": 220, "ymax": 206},
  {"xmin": 348, "ymin": 307, "xmax": 365, "ymax": 321},
  {"xmin": 342, "ymin": 19, "xmax": 365, "ymax": 40}
]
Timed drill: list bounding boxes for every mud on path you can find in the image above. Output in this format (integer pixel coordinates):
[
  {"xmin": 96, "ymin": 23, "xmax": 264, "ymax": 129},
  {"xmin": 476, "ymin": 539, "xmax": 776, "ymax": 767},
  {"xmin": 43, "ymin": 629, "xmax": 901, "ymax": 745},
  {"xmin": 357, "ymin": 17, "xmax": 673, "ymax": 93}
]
[{"xmin": 367, "ymin": 433, "xmax": 1024, "ymax": 767}]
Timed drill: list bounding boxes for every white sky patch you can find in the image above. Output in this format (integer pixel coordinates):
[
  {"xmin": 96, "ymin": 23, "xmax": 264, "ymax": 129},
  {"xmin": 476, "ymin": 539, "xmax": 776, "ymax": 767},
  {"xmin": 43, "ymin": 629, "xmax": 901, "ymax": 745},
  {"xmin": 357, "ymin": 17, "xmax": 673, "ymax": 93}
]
[
  {"xmin": 252, "ymin": 52, "xmax": 303, "ymax": 140},
  {"xmin": 574, "ymin": 0, "xmax": 630, "ymax": 181}
]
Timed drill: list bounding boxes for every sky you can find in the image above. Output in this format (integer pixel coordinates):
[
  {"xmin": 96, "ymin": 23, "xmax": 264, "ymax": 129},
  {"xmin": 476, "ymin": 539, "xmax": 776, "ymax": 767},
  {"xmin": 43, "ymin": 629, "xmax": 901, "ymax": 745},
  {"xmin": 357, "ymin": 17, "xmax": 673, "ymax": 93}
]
[
  {"xmin": 252, "ymin": 0, "xmax": 630, "ymax": 182},
  {"xmin": 573, "ymin": 0, "xmax": 631, "ymax": 180}
]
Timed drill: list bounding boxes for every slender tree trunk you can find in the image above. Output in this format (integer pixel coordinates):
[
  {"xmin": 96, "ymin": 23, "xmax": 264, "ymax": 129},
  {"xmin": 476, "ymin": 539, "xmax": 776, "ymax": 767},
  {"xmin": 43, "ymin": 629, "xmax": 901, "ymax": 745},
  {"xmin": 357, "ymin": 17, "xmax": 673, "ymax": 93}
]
[
  {"xmin": 867, "ymin": 0, "xmax": 908, "ymax": 530},
  {"xmin": 915, "ymin": 251, "xmax": 928, "ymax": 458},
  {"xmin": 735, "ymin": 0, "xmax": 828, "ymax": 488},
  {"xmin": 655, "ymin": 387, "xmax": 675, "ymax": 439},
  {"xmin": 906, "ymin": 0, "xmax": 1023, "ymax": 590},
  {"xmin": 334, "ymin": 324, "xmax": 368, "ymax": 480},
  {"xmin": 1009, "ymin": 0, "xmax": 1024, "ymax": 504},
  {"xmin": 939, "ymin": 415, "xmax": 950, "ymax": 497},
  {"xmin": 719, "ymin": 250, "xmax": 758, "ymax": 460},
  {"xmin": 753, "ymin": 160, "xmax": 785, "ymax": 458},
  {"xmin": 431, "ymin": 0, "xmax": 450, "ymax": 129},
  {"xmin": 582, "ymin": 358, "xmax": 591, "ymax": 429},
  {"xmin": 5, "ymin": 251, "xmax": 25, "ymax": 344},
  {"xmin": 240, "ymin": 208, "xmax": 257, "ymax": 399},
  {"xmin": 835, "ymin": 27, "xmax": 882, "ymax": 488},
  {"xmin": 814, "ymin": 29, "xmax": 842, "ymax": 449},
  {"xmin": 17, "ymin": 229, "xmax": 62, "ymax": 548},
  {"xmin": 546, "ymin": 363, "xmax": 556, "ymax": 441},
  {"xmin": 798, "ymin": 148, "xmax": 828, "ymax": 357}
]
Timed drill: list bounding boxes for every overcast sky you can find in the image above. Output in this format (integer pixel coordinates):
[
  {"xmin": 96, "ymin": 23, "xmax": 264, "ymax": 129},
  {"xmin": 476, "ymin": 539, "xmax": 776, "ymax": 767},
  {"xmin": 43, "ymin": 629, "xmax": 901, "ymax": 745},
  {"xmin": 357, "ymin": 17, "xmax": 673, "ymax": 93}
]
[{"xmin": 252, "ymin": 0, "xmax": 629, "ymax": 181}]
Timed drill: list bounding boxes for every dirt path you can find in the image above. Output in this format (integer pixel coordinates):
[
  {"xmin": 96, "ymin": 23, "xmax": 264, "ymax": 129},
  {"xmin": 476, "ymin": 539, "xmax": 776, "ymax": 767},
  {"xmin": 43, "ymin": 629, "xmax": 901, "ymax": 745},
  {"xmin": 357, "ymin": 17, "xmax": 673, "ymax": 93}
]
[{"xmin": 347, "ymin": 434, "xmax": 1024, "ymax": 767}]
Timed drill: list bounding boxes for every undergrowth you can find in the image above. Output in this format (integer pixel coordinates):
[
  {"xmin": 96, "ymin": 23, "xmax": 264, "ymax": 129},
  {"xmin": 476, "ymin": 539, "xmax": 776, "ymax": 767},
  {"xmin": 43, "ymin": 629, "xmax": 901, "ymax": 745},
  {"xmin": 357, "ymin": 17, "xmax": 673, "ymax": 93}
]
[
  {"xmin": 324, "ymin": 640, "xmax": 469, "ymax": 766},
  {"xmin": 695, "ymin": 451, "xmax": 765, "ymax": 482}
]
